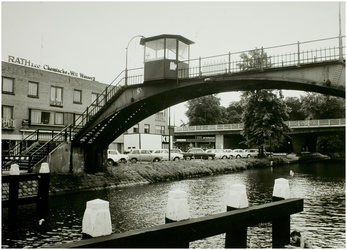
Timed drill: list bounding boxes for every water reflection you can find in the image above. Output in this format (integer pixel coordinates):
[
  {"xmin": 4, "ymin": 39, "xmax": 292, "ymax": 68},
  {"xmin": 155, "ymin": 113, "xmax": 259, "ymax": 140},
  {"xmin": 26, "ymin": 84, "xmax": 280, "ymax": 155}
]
[{"xmin": 2, "ymin": 161, "xmax": 345, "ymax": 248}]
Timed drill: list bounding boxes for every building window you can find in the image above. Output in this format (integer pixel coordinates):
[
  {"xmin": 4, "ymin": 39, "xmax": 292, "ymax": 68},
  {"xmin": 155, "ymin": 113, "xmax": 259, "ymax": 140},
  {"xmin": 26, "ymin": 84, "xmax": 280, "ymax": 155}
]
[
  {"xmin": 2, "ymin": 77, "xmax": 14, "ymax": 94},
  {"xmin": 55, "ymin": 112, "xmax": 64, "ymax": 125},
  {"xmin": 155, "ymin": 111, "xmax": 166, "ymax": 121},
  {"xmin": 73, "ymin": 89, "xmax": 82, "ymax": 104},
  {"xmin": 2, "ymin": 105, "xmax": 14, "ymax": 129},
  {"xmin": 133, "ymin": 124, "xmax": 139, "ymax": 133},
  {"xmin": 144, "ymin": 124, "xmax": 150, "ymax": 134},
  {"xmin": 155, "ymin": 125, "xmax": 165, "ymax": 134},
  {"xmin": 50, "ymin": 86, "xmax": 63, "ymax": 106},
  {"xmin": 28, "ymin": 81, "xmax": 39, "ymax": 97},
  {"xmin": 30, "ymin": 109, "xmax": 64, "ymax": 126}
]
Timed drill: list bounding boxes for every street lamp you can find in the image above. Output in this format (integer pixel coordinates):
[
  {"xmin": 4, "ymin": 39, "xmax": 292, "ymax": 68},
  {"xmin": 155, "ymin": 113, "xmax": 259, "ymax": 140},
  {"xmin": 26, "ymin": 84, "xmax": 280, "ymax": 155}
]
[{"xmin": 125, "ymin": 35, "xmax": 144, "ymax": 86}]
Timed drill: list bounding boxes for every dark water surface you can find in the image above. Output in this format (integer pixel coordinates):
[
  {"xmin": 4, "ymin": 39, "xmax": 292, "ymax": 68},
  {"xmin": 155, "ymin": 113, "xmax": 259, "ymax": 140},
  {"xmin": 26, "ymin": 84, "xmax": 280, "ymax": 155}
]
[{"xmin": 2, "ymin": 160, "xmax": 345, "ymax": 248}]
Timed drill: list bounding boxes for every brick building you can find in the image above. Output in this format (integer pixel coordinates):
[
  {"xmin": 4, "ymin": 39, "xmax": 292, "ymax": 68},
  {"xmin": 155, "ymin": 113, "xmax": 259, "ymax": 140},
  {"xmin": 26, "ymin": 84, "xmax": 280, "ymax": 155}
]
[{"xmin": 2, "ymin": 60, "xmax": 171, "ymax": 155}]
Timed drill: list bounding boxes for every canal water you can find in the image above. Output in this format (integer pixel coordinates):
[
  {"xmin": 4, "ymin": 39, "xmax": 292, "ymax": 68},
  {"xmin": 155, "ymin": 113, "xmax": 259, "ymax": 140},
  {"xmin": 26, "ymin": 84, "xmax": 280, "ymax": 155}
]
[{"xmin": 2, "ymin": 160, "xmax": 345, "ymax": 248}]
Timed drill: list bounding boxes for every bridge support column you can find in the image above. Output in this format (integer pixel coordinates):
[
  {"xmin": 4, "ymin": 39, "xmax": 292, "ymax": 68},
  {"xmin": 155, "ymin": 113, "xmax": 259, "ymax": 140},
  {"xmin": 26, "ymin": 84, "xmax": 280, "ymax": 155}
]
[
  {"xmin": 84, "ymin": 146, "xmax": 107, "ymax": 174},
  {"xmin": 215, "ymin": 134, "xmax": 224, "ymax": 149},
  {"xmin": 291, "ymin": 134, "xmax": 318, "ymax": 154}
]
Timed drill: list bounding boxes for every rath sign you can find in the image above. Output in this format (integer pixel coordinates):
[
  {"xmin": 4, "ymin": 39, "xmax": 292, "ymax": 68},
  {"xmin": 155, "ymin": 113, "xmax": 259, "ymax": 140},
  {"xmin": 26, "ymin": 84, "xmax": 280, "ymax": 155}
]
[{"xmin": 8, "ymin": 55, "xmax": 96, "ymax": 81}]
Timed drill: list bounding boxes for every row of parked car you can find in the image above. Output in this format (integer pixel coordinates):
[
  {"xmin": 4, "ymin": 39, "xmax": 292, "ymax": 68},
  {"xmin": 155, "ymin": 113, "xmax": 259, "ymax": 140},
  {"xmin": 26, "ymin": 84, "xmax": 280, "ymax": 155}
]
[{"xmin": 107, "ymin": 148, "xmax": 259, "ymax": 166}]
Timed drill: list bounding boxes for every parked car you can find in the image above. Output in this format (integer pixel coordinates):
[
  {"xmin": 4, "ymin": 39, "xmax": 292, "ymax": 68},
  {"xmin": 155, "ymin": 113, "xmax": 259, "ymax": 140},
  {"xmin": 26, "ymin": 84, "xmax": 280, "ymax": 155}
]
[
  {"xmin": 152, "ymin": 149, "xmax": 183, "ymax": 161},
  {"xmin": 232, "ymin": 149, "xmax": 250, "ymax": 158},
  {"xmin": 205, "ymin": 149, "xmax": 229, "ymax": 159},
  {"xmin": 187, "ymin": 148, "xmax": 215, "ymax": 160},
  {"xmin": 127, "ymin": 149, "xmax": 163, "ymax": 163},
  {"xmin": 107, "ymin": 149, "xmax": 129, "ymax": 166},
  {"xmin": 223, "ymin": 149, "xmax": 235, "ymax": 158},
  {"xmin": 171, "ymin": 149, "xmax": 194, "ymax": 160},
  {"xmin": 244, "ymin": 149, "xmax": 259, "ymax": 158}
]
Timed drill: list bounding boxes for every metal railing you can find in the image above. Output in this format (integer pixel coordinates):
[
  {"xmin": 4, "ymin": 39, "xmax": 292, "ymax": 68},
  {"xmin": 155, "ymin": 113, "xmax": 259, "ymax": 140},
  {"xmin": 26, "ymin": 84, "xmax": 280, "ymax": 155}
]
[
  {"xmin": 2, "ymin": 118, "xmax": 15, "ymax": 129},
  {"xmin": 2, "ymin": 126, "xmax": 75, "ymax": 171},
  {"xmin": 175, "ymin": 118, "xmax": 345, "ymax": 132}
]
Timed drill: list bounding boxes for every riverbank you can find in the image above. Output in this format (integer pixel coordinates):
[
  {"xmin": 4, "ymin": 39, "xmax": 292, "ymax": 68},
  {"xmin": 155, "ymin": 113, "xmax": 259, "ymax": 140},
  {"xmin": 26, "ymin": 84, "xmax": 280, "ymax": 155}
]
[{"xmin": 49, "ymin": 157, "xmax": 286, "ymax": 196}]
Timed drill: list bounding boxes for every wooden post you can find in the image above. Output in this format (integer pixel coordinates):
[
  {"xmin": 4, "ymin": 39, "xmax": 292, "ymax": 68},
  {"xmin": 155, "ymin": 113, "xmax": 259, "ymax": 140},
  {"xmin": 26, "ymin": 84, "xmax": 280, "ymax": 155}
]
[
  {"xmin": 165, "ymin": 190, "xmax": 190, "ymax": 247},
  {"xmin": 225, "ymin": 184, "xmax": 249, "ymax": 248},
  {"xmin": 8, "ymin": 164, "xmax": 20, "ymax": 233},
  {"xmin": 272, "ymin": 178, "xmax": 291, "ymax": 248},
  {"xmin": 82, "ymin": 199, "xmax": 112, "ymax": 238},
  {"xmin": 37, "ymin": 163, "xmax": 50, "ymax": 217}
]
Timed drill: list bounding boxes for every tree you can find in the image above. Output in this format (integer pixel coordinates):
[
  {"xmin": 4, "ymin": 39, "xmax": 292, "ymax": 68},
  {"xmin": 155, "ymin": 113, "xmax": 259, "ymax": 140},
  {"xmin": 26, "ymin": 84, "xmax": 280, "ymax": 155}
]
[
  {"xmin": 237, "ymin": 47, "xmax": 273, "ymax": 71},
  {"xmin": 299, "ymin": 93, "xmax": 345, "ymax": 119},
  {"xmin": 241, "ymin": 90, "xmax": 291, "ymax": 157},
  {"xmin": 225, "ymin": 101, "xmax": 243, "ymax": 123},
  {"xmin": 185, "ymin": 95, "xmax": 224, "ymax": 125},
  {"xmin": 284, "ymin": 96, "xmax": 306, "ymax": 120}
]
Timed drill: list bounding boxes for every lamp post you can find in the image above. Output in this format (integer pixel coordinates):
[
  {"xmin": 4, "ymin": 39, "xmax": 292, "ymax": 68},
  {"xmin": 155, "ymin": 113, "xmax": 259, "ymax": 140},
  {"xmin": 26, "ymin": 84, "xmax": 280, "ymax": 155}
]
[{"xmin": 125, "ymin": 35, "xmax": 144, "ymax": 86}]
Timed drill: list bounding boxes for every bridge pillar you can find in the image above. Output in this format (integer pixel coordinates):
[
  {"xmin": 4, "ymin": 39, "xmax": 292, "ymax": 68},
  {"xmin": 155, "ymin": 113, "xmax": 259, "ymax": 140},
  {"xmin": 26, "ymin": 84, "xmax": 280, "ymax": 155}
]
[
  {"xmin": 84, "ymin": 146, "xmax": 107, "ymax": 174},
  {"xmin": 291, "ymin": 134, "xmax": 318, "ymax": 154},
  {"xmin": 215, "ymin": 134, "xmax": 224, "ymax": 149}
]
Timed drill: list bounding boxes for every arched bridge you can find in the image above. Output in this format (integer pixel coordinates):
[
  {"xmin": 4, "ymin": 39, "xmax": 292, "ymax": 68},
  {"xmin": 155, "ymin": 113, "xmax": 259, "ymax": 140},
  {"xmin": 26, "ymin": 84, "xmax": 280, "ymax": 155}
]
[
  {"xmin": 69, "ymin": 36, "xmax": 345, "ymax": 172},
  {"xmin": 5, "ymin": 36, "xmax": 344, "ymax": 173}
]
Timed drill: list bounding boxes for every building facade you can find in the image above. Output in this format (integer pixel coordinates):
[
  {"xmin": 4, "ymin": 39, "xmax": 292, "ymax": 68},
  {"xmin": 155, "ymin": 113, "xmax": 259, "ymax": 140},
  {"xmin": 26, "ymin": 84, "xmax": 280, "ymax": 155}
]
[{"xmin": 2, "ymin": 60, "xmax": 171, "ymax": 154}]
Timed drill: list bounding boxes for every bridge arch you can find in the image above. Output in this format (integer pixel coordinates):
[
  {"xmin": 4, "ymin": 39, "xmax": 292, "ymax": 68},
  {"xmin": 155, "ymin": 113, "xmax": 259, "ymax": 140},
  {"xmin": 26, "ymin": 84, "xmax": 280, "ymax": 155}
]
[{"xmin": 71, "ymin": 35, "xmax": 345, "ymax": 173}]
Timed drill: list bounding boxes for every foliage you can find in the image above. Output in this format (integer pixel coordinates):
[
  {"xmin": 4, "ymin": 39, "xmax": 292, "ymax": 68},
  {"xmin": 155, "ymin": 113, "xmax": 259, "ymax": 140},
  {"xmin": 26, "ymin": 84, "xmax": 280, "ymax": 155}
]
[
  {"xmin": 237, "ymin": 47, "xmax": 273, "ymax": 71},
  {"xmin": 299, "ymin": 93, "xmax": 345, "ymax": 119},
  {"xmin": 317, "ymin": 135, "xmax": 345, "ymax": 156},
  {"xmin": 241, "ymin": 90, "xmax": 291, "ymax": 155},
  {"xmin": 185, "ymin": 95, "xmax": 224, "ymax": 125},
  {"xmin": 225, "ymin": 101, "xmax": 243, "ymax": 123},
  {"xmin": 284, "ymin": 96, "xmax": 306, "ymax": 120}
]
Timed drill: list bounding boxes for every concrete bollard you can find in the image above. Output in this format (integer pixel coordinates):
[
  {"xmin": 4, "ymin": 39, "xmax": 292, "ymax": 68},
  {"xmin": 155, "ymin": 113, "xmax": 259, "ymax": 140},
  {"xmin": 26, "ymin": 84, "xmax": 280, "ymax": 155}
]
[
  {"xmin": 226, "ymin": 183, "xmax": 249, "ymax": 210},
  {"xmin": 272, "ymin": 178, "xmax": 291, "ymax": 247},
  {"xmin": 39, "ymin": 163, "xmax": 50, "ymax": 173},
  {"xmin": 9, "ymin": 164, "xmax": 20, "ymax": 175},
  {"xmin": 225, "ymin": 184, "xmax": 248, "ymax": 248},
  {"xmin": 272, "ymin": 178, "xmax": 290, "ymax": 201},
  {"xmin": 165, "ymin": 190, "xmax": 190, "ymax": 223},
  {"xmin": 82, "ymin": 199, "xmax": 112, "ymax": 238}
]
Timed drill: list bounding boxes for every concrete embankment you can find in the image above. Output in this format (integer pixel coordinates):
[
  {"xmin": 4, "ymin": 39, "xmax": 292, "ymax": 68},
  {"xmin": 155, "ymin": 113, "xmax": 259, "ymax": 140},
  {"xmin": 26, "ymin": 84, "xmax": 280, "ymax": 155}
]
[{"xmin": 49, "ymin": 158, "xmax": 285, "ymax": 196}]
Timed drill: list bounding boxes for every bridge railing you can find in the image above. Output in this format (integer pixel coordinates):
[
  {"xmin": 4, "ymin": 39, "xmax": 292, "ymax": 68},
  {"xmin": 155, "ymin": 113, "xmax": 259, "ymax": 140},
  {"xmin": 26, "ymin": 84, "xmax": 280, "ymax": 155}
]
[
  {"xmin": 124, "ymin": 36, "xmax": 345, "ymax": 84},
  {"xmin": 178, "ymin": 36, "xmax": 345, "ymax": 78},
  {"xmin": 175, "ymin": 118, "xmax": 345, "ymax": 132}
]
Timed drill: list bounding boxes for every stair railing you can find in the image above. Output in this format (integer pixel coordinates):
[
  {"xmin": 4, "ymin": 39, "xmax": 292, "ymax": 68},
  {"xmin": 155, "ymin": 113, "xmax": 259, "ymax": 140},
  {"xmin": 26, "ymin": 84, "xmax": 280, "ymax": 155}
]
[{"xmin": 26, "ymin": 124, "xmax": 75, "ymax": 171}]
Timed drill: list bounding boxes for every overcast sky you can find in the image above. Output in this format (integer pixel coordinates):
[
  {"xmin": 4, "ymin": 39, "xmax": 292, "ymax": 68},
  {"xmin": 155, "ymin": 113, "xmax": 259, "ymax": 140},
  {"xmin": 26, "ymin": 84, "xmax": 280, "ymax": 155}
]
[{"xmin": 2, "ymin": 1, "xmax": 345, "ymax": 125}]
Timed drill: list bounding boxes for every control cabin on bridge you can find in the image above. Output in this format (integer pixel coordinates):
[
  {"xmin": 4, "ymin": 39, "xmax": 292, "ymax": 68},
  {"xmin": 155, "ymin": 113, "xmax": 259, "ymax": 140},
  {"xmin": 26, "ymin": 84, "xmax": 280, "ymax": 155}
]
[{"xmin": 140, "ymin": 34, "xmax": 194, "ymax": 82}]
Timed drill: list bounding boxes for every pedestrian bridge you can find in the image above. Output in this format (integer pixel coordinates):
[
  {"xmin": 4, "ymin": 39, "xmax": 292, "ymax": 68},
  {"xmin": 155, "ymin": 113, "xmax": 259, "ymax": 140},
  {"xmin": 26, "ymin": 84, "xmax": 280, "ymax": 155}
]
[{"xmin": 4, "ymin": 35, "xmax": 345, "ymax": 173}]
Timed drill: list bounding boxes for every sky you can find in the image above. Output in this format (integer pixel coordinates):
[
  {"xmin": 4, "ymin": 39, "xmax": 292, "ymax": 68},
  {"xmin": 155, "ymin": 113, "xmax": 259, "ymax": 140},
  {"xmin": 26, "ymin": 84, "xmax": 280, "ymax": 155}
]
[{"xmin": 2, "ymin": 1, "xmax": 345, "ymax": 125}]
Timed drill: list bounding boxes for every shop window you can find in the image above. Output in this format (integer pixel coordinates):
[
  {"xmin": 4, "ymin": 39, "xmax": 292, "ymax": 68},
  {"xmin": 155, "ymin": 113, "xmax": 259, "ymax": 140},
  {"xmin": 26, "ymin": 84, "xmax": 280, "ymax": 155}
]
[
  {"xmin": 28, "ymin": 81, "xmax": 39, "ymax": 97},
  {"xmin": 73, "ymin": 89, "xmax": 82, "ymax": 104},
  {"xmin": 50, "ymin": 86, "xmax": 63, "ymax": 106},
  {"xmin": 2, "ymin": 77, "xmax": 14, "ymax": 94}
]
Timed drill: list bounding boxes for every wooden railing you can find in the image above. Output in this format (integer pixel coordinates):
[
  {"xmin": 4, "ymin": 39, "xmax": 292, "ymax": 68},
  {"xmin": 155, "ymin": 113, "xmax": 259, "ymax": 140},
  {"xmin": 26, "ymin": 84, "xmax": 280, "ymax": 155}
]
[
  {"xmin": 2, "ymin": 167, "xmax": 50, "ymax": 233},
  {"xmin": 53, "ymin": 198, "xmax": 303, "ymax": 248}
]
